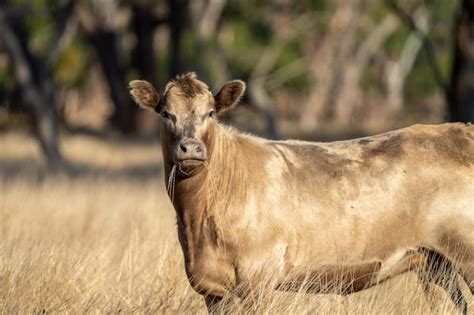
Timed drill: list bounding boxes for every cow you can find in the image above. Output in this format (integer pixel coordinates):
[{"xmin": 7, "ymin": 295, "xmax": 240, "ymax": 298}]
[{"xmin": 129, "ymin": 72, "xmax": 474, "ymax": 314}]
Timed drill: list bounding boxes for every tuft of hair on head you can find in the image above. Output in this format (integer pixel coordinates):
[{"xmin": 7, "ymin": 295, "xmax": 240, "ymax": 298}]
[
  {"xmin": 128, "ymin": 80, "xmax": 160, "ymax": 111},
  {"xmin": 176, "ymin": 71, "xmax": 197, "ymax": 80},
  {"xmin": 166, "ymin": 72, "xmax": 209, "ymax": 98}
]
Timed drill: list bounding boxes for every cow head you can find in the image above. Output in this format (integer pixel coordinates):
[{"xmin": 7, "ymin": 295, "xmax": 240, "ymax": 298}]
[{"xmin": 129, "ymin": 72, "xmax": 245, "ymax": 175}]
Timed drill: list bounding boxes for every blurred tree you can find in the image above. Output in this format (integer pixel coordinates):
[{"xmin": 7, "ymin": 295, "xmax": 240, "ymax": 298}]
[
  {"xmin": 387, "ymin": 0, "xmax": 474, "ymax": 123},
  {"xmin": 384, "ymin": 7, "xmax": 427, "ymax": 115},
  {"xmin": 247, "ymin": 0, "xmax": 301, "ymax": 138},
  {"xmin": 0, "ymin": 1, "xmax": 74, "ymax": 167},
  {"xmin": 0, "ymin": 0, "xmax": 468, "ymax": 151},
  {"xmin": 131, "ymin": 0, "xmax": 160, "ymax": 87},
  {"xmin": 450, "ymin": 0, "xmax": 474, "ymax": 123},
  {"xmin": 190, "ymin": 0, "xmax": 229, "ymax": 85},
  {"xmin": 168, "ymin": 0, "xmax": 187, "ymax": 77},
  {"xmin": 75, "ymin": 0, "xmax": 139, "ymax": 133}
]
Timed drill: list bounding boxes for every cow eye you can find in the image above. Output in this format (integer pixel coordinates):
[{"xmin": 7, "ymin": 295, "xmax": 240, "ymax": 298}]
[{"xmin": 208, "ymin": 110, "xmax": 215, "ymax": 118}]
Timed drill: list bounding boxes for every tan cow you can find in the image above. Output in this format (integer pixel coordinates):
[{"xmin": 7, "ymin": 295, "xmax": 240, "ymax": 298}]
[{"xmin": 129, "ymin": 73, "xmax": 474, "ymax": 314}]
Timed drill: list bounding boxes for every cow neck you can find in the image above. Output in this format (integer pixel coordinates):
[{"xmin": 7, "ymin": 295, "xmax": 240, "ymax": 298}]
[
  {"xmin": 172, "ymin": 123, "xmax": 236, "ymax": 210},
  {"xmin": 169, "ymin": 123, "xmax": 238, "ymax": 252}
]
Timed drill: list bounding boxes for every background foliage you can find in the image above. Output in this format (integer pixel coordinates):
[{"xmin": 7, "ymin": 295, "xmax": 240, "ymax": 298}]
[
  {"xmin": 1, "ymin": 1, "xmax": 473, "ymax": 313},
  {"xmin": 1, "ymin": 0, "xmax": 471, "ymax": 166}
]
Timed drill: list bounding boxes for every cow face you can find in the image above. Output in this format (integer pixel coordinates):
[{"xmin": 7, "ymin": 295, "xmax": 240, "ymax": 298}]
[{"xmin": 129, "ymin": 73, "xmax": 245, "ymax": 174}]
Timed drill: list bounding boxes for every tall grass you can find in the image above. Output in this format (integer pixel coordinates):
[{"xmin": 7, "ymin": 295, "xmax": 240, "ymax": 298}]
[{"xmin": 0, "ymin": 132, "xmax": 466, "ymax": 314}]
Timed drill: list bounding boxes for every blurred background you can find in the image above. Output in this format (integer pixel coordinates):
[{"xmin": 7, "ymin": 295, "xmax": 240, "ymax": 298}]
[
  {"xmin": 1, "ymin": 1, "xmax": 474, "ymax": 311},
  {"xmin": 0, "ymin": 0, "xmax": 473, "ymax": 168}
]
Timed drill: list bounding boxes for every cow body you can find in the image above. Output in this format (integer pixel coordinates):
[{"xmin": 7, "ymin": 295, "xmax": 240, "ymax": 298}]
[
  {"xmin": 129, "ymin": 73, "xmax": 474, "ymax": 313},
  {"xmin": 171, "ymin": 123, "xmax": 474, "ymax": 298}
]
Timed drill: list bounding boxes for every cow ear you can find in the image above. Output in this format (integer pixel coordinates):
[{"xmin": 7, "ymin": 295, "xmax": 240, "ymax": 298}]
[
  {"xmin": 129, "ymin": 80, "xmax": 161, "ymax": 112},
  {"xmin": 214, "ymin": 80, "xmax": 246, "ymax": 114}
]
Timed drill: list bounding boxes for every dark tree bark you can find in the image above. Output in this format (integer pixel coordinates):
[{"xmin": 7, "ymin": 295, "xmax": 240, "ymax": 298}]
[
  {"xmin": 0, "ymin": 9, "xmax": 63, "ymax": 167},
  {"xmin": 450, "ymin": 0, "xmax": 474, "ymax": 123},
  {"xmin": 88, "ymin": 30, "xmax": 137, "ymax": 132},
  {"xmin": 168, "ymin": 0, "xmax": 187, "ymax": 77},
  {"xmin": 76, "ymin": 2, "xmax": 139, "ymax": 133},
  {"xmin": 131, "ymin": 0, "xmax": 159, "ymax": 87}
]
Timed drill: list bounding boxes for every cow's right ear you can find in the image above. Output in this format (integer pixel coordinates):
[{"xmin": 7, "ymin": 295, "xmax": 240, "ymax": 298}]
[{"xmin": 129, "ymin": 80, "xmax": 161, "ymax": 112}]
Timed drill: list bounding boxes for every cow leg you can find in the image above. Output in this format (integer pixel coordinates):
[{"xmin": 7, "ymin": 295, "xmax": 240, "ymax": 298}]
[
  {"xmin": 455, "ymin": 258, "xmax": 474, "ymax": 296},
  {"xmin": 275, "ymin": 261, "xmax": 381, "ymax": 294},
  {"xmin": 204, "ymin": 295, "xmax": 223, "ymax": 313},
  {"xmin": 461, "ymin": 261, "xmax": 474, "ymax": 298},
  {"xmin": 430, "ymin": 218, "xmax": 474, "ymax": 314},
  {"xmin": 372, "ymin": 249, "xmax": 426, "ymax": 284},
  {"xmin": 466, "ymin": 267, "xmax": 474, "ymax": 294},
  {"xmin": 416, "ymin": 248, "xmax": 468, "ymax": 315},
  {"xmin": 276, "ymin": 250, "xmax": 425, "ymax": 295}
]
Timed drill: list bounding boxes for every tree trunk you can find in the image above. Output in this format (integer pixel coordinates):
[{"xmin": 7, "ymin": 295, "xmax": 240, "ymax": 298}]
[
  {"xmin": 299, "ymin": 2, "xmax": 359, "ymax": 132},
  {"xmin": 0, "ymin": 10, "xmax": 62, "ymax": 167},
  {"xmin": 189, "ymin": 0, "xmax": 228, "ymax": 86},
  {"xmin": 76, "ymin": 2, "xmax": 139, "ymax": 133},
  {"xmin": 168, "ymin": 0, "xmax": 187, "ymax": 77},
  {"xmin": 131, "ymin": 0, "xmax": 158, "ymax": 87},
  {"xmin": 450, "ymin": 0, "xmax": 474, "ymax": 123},
  {"xmin": 87, "ymin": 30, "xmax": 138, "ymax": 132},
  {"xmin": 36, "ymin": 102, "xmax": 61, "ymax": 164}
]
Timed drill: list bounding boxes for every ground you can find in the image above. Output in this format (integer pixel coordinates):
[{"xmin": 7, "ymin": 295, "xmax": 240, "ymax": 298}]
[{"xmin": 0, "ymin": 132, "xmax": 467, "ymax": 314}]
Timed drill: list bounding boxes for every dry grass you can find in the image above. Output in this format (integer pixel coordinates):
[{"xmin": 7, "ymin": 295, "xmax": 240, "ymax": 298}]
[{"xmin": 0, "ymin": 132, "xmax": 465, "ymax": 314}]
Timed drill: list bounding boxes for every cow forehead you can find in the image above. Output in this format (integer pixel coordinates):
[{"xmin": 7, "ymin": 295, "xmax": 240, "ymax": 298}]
[{"xmin": 166, "ymin": 87, "xmax": 213, "ymax": 114}]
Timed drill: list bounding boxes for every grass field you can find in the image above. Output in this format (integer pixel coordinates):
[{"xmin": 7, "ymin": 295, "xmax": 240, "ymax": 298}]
[{"xmin": 0, "ymin": 132, "xmax": 467, "ymax": 314}]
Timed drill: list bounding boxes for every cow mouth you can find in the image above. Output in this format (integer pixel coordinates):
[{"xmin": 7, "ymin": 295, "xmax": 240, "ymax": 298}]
[{"xmin": 177, "ymin": 159, "xmax": 206, "ymax": 167}]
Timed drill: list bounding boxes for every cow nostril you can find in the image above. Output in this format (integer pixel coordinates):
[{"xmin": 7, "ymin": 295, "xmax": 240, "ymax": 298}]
[{"xmin": 180, "ymin": 144, "xmax": 187, "ymax": 153}]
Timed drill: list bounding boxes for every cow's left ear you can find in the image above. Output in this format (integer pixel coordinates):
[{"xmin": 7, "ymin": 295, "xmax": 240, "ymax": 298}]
[
  {"xmin": 129, "ymin": 80, "xmax": 161, "ymax": 113},
  {"xmin": 214, "ymin": 80, "xmax": 246, "ymax": 114}
]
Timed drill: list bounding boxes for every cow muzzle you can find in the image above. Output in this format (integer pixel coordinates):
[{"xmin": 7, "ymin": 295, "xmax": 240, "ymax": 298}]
[{"xmin": 175, "ymin": 139, "xmax": 208, "ymax": 167}]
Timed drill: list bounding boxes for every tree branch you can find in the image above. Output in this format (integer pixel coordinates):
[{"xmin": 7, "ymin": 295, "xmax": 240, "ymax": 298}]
[
  {"xmin": 46, "ymin": 0, "xmax": 76, "ymax": 68},
  {"xmin": 385, "ymin": 0, "xmax": 449, "ymax": 92},
  {"xmin": 0, "ymin": 9, "xmax": 62, "ymax": 164}
]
